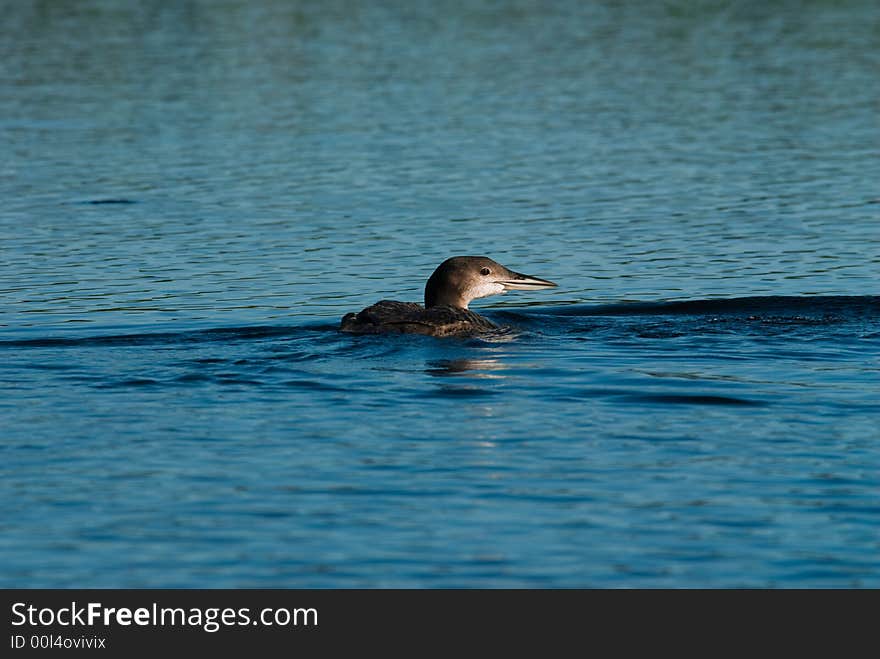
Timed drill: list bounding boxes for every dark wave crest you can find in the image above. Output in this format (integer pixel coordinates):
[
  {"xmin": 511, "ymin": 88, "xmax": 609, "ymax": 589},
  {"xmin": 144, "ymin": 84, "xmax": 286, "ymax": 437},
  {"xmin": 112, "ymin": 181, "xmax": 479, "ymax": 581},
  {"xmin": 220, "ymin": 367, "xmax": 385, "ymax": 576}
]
[
  {"xmin": 0, "ymin": 323, "xmax": 336, "ymax": 349},
  {"xmin": 524, "ymin": 295, "xmax": 880, "ymax": 318},
  {"xmin": 3, "ymin": 296, "xmax": 876, "ymax": 349}
]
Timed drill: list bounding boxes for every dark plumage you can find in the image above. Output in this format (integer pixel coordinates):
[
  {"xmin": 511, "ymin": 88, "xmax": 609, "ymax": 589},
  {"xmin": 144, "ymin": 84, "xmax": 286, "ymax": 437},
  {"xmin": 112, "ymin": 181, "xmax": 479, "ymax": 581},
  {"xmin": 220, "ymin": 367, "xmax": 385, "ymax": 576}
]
[{"xmin": 341, "ymin": 301, "xmax": 498, "ymax": 337}]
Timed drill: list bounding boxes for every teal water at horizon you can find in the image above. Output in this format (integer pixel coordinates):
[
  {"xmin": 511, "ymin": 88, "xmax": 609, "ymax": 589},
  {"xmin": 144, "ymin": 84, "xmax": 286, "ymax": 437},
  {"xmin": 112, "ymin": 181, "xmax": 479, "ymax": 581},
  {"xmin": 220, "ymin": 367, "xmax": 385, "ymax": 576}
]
[{"xmin": 1, "ymin": 1, "xmax": 878, "ymax": 587}]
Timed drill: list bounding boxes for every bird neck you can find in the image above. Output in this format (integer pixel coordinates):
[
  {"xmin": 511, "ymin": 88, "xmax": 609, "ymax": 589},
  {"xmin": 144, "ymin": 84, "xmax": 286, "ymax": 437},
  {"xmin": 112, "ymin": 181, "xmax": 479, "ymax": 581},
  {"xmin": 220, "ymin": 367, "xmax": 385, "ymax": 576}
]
[{"xmin": 425, "ymin": 288, "xmax": 468, "ymax": 309}]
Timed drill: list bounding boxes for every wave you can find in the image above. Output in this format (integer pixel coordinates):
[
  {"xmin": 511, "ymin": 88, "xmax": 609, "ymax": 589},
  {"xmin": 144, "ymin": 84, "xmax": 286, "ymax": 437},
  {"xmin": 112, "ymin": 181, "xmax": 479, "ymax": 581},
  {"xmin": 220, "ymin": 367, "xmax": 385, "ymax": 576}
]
[
  {"xmin": 490, "ymin": 295, "xmax": 880, "ymax": 325},
  {"xmin": 2, "ymin": 296, "xmax": 876, "ymax": 348},
  {"xmin": 0, "ymin": 323, "xmax": 336, "ymax": 349},
  {"xmin": 501, "ymin": 295, "xmax": 880, "ymax": 319}
]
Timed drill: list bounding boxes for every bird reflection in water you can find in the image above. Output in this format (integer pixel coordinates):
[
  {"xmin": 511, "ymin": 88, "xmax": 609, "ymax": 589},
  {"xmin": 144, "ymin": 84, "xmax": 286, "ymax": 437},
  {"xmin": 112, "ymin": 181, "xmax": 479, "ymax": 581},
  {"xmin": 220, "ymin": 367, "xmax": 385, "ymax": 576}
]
[{"xmin": 425, "ymin": 358, "xmax": 508, "ymax": 378}]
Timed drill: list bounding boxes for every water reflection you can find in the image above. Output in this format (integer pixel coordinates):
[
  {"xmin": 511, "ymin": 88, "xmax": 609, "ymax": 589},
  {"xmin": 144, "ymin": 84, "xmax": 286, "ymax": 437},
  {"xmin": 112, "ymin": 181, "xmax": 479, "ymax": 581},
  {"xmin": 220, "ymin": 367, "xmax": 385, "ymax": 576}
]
[{"xmin": 425, "ymin": 357, "xmax": 508, "ymax": 378}]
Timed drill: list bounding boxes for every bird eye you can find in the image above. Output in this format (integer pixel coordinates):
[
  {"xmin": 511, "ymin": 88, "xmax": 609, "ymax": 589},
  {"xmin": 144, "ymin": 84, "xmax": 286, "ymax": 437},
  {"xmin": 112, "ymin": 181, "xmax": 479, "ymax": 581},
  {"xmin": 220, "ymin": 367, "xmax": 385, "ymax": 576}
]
[{"xmin": 480, "ymin": 268, "xmax": 491, "ymax": 276}]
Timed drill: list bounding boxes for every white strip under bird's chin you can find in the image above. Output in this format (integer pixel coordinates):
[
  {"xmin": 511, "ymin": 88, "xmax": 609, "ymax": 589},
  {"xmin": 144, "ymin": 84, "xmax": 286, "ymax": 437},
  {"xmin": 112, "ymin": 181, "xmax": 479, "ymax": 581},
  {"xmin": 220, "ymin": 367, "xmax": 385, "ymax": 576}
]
[{"xmin": 466, "ymin": 281, "xmax": 506, "ymax": 306}]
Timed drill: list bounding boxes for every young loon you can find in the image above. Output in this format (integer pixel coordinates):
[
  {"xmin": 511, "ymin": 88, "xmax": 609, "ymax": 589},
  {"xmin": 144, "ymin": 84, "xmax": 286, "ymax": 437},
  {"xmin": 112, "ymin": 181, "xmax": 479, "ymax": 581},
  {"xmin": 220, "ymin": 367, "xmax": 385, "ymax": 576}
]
[{"xmin": 340, "ymin": 256, "xmax": 557, "ymax": 337}]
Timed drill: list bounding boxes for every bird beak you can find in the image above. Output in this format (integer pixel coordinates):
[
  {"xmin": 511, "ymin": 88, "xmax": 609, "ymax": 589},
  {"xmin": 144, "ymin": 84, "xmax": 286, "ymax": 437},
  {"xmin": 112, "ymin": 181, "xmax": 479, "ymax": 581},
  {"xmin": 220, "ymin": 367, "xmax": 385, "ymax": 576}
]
[{"xmin": 498, "ymin": 270, "xmax": 558, "ymax": 291}]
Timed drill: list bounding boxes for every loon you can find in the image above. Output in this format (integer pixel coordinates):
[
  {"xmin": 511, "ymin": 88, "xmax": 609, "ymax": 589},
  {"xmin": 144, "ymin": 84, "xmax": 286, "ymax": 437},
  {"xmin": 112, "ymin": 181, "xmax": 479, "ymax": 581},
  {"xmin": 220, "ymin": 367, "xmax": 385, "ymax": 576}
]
[{"xmin": 340, "ymin": 256, "xmax": 557, "ymax": 337}]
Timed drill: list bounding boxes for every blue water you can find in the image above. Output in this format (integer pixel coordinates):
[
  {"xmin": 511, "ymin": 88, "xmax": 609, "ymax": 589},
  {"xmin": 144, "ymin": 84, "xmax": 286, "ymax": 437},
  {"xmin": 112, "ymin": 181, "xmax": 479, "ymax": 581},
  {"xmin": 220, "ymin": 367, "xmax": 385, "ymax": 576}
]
[{"xmin": 2, "ymin": 1, "xmax": 879, "ymax": 587}]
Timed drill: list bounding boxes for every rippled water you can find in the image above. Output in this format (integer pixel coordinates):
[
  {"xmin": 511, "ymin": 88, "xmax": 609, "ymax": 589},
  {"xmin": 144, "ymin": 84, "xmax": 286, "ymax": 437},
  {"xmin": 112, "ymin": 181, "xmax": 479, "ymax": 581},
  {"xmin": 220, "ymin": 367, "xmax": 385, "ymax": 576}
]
[{"xmin": 2, "ymin": 1, "xmax": 879, "ymax": 587}]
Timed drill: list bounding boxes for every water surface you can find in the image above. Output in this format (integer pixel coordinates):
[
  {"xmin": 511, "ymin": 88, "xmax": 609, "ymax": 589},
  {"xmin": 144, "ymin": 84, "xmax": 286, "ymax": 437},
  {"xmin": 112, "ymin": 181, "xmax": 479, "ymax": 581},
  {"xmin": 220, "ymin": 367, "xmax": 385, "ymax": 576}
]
[{"xmin": 1, "ymin": 1, "xmax": 878, "ymax": 587}]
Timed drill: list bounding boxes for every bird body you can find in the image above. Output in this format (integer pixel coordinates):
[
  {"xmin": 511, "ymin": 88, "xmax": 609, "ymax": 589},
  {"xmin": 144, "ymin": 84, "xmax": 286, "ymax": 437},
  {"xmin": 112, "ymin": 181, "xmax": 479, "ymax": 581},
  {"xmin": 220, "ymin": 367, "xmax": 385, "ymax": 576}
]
[{"xmin": 341, "ymin": 300, "xmax": 499, "ymax": 336}]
